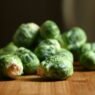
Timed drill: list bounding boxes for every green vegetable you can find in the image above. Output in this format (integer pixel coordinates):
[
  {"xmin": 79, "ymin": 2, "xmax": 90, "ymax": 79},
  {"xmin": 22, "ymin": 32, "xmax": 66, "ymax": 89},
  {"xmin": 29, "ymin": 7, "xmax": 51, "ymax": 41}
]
[
  {"xmin": 57, "ymin": 48, "xmax": 74, "ymax": 63},
  {"xmin": 13, "ymin": 23, "xmax": 40, "ymax": 47},
  {"xmin": 16, "ymin": 47, "xmax": 40, "ymax": 74},
  {"xmin": 80, "ymin": 43, "xmax": 95, "ymax": 54},
  {"xmin": 40, "ymin": 20, "xmax": 64, "ymax": 47},
  {"xmin": 4, "ymin": 42, "xmax": 18, "ymax": 52},
  {"xmin": 40, "ymin": 20, "xmax": 60, "ymax": 39},
  {"xmin": 0, "ymin": 54, "xmax": 23, "ymax": 79},
  {"xmin": 80, "ymin": 51, "xmax": 95, "ymax": 70},
  {"xmin": 34, "ymin": 39, "xmax": 61, "ymax": 61},
  {"xmin": 0, "ymin": 42, "xmax": 18, "ymax": 55},
  {"xmin": 62, "ymin": 27, "xmax": 87, "ymax": 60},
  {"xmin": 37, "ymin": 54, "xmax": 74, "ymax": 80},
  {"xmin": 62, "ymin": 27, "xmax": 87, "ymax": 49},
  {"xmin": 35, "ymin": 45, "xmax": 59, "ymax": 61},
  {"xmin": 39, "ymin": 39, "xmax": 61, "ymax": 50}
]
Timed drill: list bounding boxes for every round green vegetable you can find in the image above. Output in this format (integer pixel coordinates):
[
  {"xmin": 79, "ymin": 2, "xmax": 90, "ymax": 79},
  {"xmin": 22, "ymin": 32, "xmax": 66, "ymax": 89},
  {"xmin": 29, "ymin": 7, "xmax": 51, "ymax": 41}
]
[
  {"xmin": 40, "ymin": 20, "xmax": 64, "ymax": 47},
  {"xmin": 62, "ymin": 27, "xmax": 87, "ymax": 49},
  {"xmin": 80, "ymin": 51, "xmax": 95, "ymax": 70},
  {"xmin": 34, "ymin": 39, "xmax": 61, "ymax": 61},
  {"xmin": 80, "ymin": 43, "xmax": 95, "ymax": 54},
  {"xmin": 40, "ymin": 20, "xmax": 60, "ymax": 39},
  {"xmin": 0, "ymin": 54, "xmax": 23, "ymax": 79},
  {"xmin": 35, "ymin": 45, "xmax": 59, "ymax": 61},
  {"xmin": 4, "ymin": 42, "xmax": 18, "ymax": 52},
  {"xmin": 39, "ymin": 39, "xmax": 61, "ymax": 51},
  {"xmin": 16, "ymin": 47, "xmax": 40, "ymax": 74},
  {"xmin": 0, "ymin": 42, "xmax": 18, "ymax": 55},
  {"xmin": 62, "ymin": 27, "xmax": 87, "ymax": 60},
  {"xmin": 57, "ymin": 48, "xmax": 74, "ymax": 63},
  {"xmin": 37, "ymin": 54, "xmax": 74, "ymax": 80},
  {"xmin": 13, "ymin": 23, "xmax": 40, "ymax": 47}
]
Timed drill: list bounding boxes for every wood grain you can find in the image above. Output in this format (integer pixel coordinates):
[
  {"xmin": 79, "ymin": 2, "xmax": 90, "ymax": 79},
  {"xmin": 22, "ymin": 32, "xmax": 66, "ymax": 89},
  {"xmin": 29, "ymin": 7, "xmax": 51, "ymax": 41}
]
[{"xmin": 0, "ymin": 65, "xmax": 95, "ymax": 95}]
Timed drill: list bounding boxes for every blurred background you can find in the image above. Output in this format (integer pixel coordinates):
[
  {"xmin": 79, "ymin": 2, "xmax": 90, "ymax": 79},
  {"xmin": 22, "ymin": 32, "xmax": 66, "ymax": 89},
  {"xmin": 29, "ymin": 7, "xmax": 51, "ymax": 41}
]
[{"xmin": 0, "ymin": 0, "xmax": 95, "ymax": 47}]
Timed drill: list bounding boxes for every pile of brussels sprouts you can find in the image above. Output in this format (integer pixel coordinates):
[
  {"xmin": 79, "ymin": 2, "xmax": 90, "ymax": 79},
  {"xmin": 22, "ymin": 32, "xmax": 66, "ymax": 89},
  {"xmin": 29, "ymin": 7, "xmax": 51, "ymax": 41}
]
[{"xmin": 0, "ymin": 20, "xmax": 95, "ymax": 80}]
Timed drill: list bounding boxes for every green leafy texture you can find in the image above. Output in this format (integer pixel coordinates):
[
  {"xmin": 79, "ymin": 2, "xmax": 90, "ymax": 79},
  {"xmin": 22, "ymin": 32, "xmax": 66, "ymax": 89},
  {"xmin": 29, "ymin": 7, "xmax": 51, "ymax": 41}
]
[
  {"xmin": 57, "ymin": 48, "xmax": 74, "ymax": 63},
  {"xmin": 62, "ymin": 27, "xmax": 87, "ymax": 49},
  {"xmin": 62, "ymin": 27, "xmax": 87, "ymax": 61},
  {"xmin": 34, "ymin": 45, "xmax": 59, "ymax": 61},
  {"xmin": 38, "ymin": 54, "xmax": 74, "ymax": 80},
  {"xmin": 34, "ymin": 39, "xmax": 61, "ymax": 61},
  {"xmin": 80, "ymin": 43, "xmax": 95, "ymax": 54},
  {"xmin": 40, "ymin": 20, "xmax": 64, "ymax": 47},
  {"xmin": 0, "ymin": 42, "xmax": 18, "ymax": 55},
  {"xmin": 39, "ymin": 39, "xmax": 61, "ymax": 51},
  {"xmin": 30, "ymin": 32, "xmax": 44, "ymax": 50},
  {"xmin": 16, "ymin": 47, "xmax": 40, "ymax": 74},
  {"xmin": 13, "ymin": 23, "xmax": 40, "ymax": 47},
  {"xmin": 80, "ymin": 51, "xmax": 95, "ymax": 70},
  {"xmin": 40, "ymin": 20, "xmax": 60, "ymax": 39},
  {"xmin": 0, "ymin": 54, "xmax": 23, "ymax": 79}
]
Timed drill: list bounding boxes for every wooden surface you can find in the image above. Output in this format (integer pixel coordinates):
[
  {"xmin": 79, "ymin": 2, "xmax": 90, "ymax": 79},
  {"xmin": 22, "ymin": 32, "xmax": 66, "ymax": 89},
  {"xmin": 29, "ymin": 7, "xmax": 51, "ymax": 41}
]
[{"xmin": 0, "ymin": 65, "xmax": 95, "ymax": 95}]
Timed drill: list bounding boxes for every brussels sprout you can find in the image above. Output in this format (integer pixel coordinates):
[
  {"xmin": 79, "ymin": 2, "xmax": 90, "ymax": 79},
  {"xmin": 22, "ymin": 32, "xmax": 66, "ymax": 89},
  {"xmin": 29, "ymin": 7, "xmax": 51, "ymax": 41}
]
[
  {"xmin": 62, "ymin": 27, "xmax": 87, "ymax": 49},
  {"xmin": 57, "ymin": 48, "xmax": 74, "ymax": 63},
  {"xmin": 3, "ymin": 42, "xmax": 18, "ymax": 53},
  {"xmin": 16, "ymin": 47, "xmax": 40, "ymax": 74},
  {"xmin": 80, "ymin": 43, "xmax": 95, "ymax": 54},
  {"xmin": 40, "ymin": 20, "xmax": 64, "ymax": 47},
  {"xmin": 39, "ymin": 39, "xmax": 61, "ymax": 51},
  {"xmin": 34, "ymin": 39, "xmax": 61, "ymax": 61},
  {"xmin": 13, "ymin": 23, "xmax": 40, "ymax": 47},
  {"xmin": 80, "ymin": 51, "xmax": 95, "ymax": 70},
  {"xmin": 62, "ymin": 27, "xmax": 87, "ymax": 60},
  {"xmin": 37, "ymin": 54, "xmax": 74, "ymax": 80},
  {"xmin": 0, "ymin": 42, "xmax": 18, "ymax": 55},
  {"xmin": 0, "ymin": 54, "xmax": 23, "ymax": 79},
  {"xmin": 40, "ymin": 20, "xmax": 60, "ymax": 39},
  {"xmin": 35, "ymin": 45, "xmax": 59, "ymax": 61}
]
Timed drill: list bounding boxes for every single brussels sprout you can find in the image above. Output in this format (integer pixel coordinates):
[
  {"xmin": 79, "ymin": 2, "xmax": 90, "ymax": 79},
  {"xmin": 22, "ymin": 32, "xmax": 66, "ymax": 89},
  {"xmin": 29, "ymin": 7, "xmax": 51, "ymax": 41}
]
[
  {"xmin": 80, "ymin": 51, "xmax": 95, "ymax": 70},
  {"xmin": 39, "ymin": 39, "xmax": 61, "ymax": 51},
  {"xmin": 34, "ymin": 45, "xmax": 59, "ymax": 61},
  {"xmin": 62, "ymin": 27, "xmax": 87, "ymax": 49},
  {"xmin": 40, "ymin": 20, "xmax": 60, "ymax": 39},
  {"xmin": 80, "ymin": 43, "xmax": 95, "ymax": 54},
  {"xmin": 0, "ymin": 54, "xmax": 23, "ymax": 79},
  {"xmin": 34, "ymin": 39, "xmax": 61, "ymax": 61},
  {"xmin": 57, "ymin": 48, "xmax": 74, "ymax": 63},
  {"xmin": 0, "ymin": 42, "xmax": 18, "ymax": 55},
  {"xmin": 62, "ymin": 27, "xmax": 87, "ymax": 60},
  {"xmin": 37, "ymin": 54, "xmax": 74, "ymax": 80},
  {"xmin": 3, "ymin": 42, "xmax": 18, "ymax": 52},
  {"xmin": 40, "ymin": 20, "xmax": 64, "ymax": 47},
  {"xmin": 13, "ymin": 23, "xmax": 40, "ymax": 47},
  {"xmin": 16, "ymin": 47, "xmax": 40, "ymax": 74}
]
